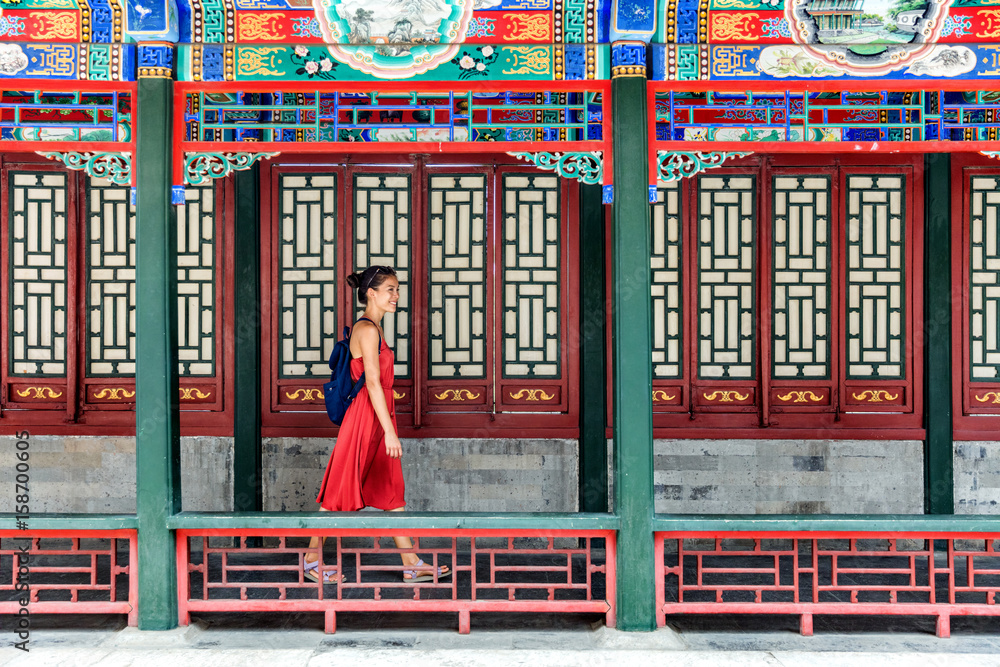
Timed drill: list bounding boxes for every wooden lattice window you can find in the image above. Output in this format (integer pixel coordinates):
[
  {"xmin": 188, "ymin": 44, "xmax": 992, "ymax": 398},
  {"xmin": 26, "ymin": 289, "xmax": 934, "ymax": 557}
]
[
  {"xmin": 0, "ymin": 158, "xmax": 231, "ymax": 432},
  {"xmin": 261, "ymin": 158, "xmax": 579, "ymax": 436},
  {"xmin": 650, "ymin": 155, "xmax": 922, "ymax": 436}
]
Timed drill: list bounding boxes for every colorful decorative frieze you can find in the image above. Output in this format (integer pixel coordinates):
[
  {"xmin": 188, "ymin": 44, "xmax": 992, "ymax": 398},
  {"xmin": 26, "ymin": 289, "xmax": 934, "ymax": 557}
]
[
  {"xmin": 652, "ymin": 42, "xmax": 1000, "ymax": 79},
  {"xmin": 652, "ymin": 89, "xmax": 1000, "ymax": 143},
  {"xmin": 179, "ymin": 88, "xmax": 604, "ymax": 144},
  {"xmin": 0, "ymin": 0, "xmax": 125, "ymax": 42},
  {"xmin": 10, "ymin": 1, "xmax": 1000, "ymax": 82},
  {"xmin": 0, "ymin": 89, "xmax": 134, "ymax": 142},
  {"xmin": 177, "ymin": 43, "xmax": 610, "ymax": 80},
  {"xmin": 0, "ymin": 43, "xmax": 134, "ymax": 80}
]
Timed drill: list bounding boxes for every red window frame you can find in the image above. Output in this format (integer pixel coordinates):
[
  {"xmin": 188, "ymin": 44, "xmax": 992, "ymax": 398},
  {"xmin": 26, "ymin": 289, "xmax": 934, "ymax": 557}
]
[
  {"xmin": 0, "ymin": 154, "xmax": 235, "ymax": 436},
  {"xmin": 952, "ymin": 153, "xmax": 1000, "ymax": 439},
  {"xmin": 259, "ymin": 155, "xmax": 581, "ymax": 438},
  {"xmin": 643, "ymin": 154, "xmax": 924, "ymax": 440}
]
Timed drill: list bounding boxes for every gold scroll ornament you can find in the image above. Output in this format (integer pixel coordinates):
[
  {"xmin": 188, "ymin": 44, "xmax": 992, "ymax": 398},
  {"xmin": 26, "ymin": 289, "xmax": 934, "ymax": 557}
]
[
  {"xmin": 509, "ymin": 388, "xmax": 555, "ymax": 401},
  {"xmin": 702, "ymin": 390, "xmax": 750, "ymax": 402},
  {"xmin": 15, "ymin": 387, "xmax": 64, "ymax": 399},
  {"xmin": 285, "ymin": 388, "xmax": 323, "ymax": 401},
  {"xmin": 92, "ymin": 388, "xmax": 135, "ymax": 400},
  {"xmin": 973, "ymin": 391, "xmax": 1000, "ymax": 404},
  {"xmin": 775, "ymin": 391, "xmax": 825, "ymax": 403},
  {"xmin": 179, "ymin": 387, "xmax": 212, "ymax": 400},
  {"xmin": 850, "ymin": 390, "xmax": 899, "ymax": 403},
  {"xmin": 434, "ymin": 389, "xmax": 481, "ymax": 401}
]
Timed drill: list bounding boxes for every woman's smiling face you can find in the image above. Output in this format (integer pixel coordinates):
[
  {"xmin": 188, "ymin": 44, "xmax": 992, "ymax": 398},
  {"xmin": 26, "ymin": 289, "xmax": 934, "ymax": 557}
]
[{"xmin": 368, "ymin": 275, "xmax": 399, "ymax": 313}]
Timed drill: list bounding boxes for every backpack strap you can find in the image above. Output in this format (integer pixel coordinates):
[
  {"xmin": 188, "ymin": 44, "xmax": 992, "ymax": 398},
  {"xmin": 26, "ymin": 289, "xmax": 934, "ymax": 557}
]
[{"xmin": 354, "ymin": 316, "xmax": 382, "ymax": 353}]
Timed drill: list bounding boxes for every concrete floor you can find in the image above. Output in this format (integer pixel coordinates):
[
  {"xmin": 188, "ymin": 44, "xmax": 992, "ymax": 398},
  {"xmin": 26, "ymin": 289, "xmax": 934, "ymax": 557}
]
[{"xmin": 3, "ymin": 612, "xmax": 1000, "ymax": 666}]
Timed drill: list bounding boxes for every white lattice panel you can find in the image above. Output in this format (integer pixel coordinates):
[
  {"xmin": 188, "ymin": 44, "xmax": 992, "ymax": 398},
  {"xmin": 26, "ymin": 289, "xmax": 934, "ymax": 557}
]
[
  {"xmin": 86, "ymin": 178, "xmax": 135, "ymax": 376},
  {"xmin": 652, "ymin": 182, "xmax": 682, "ymax": 379},
  {"xmin": 279, "ymin": 174, "xmax": 337, "ymax": 378},
  {"xmin": 428, "ymin": 174, "xmax": 487, "ymax": 379},
  {"xmin": 970, "ymin": 176, "xmax": 1000, "ymax": 380},
  {"xmin": 354, "ymin": 174, "xmax": 411, "ymax": 377},
  {"xmin": 502, "ymin": 174, "xmax": 561, "ymax": 378},
  {"xmin": 846, "ymin": 175, "xmax": 905, "ymax": 379},
  {"xmin": 697, "ymin": 175, "xmax": 756, "ymax": 379},
  {"xmin": 772, "ymin": 175, "xmax": 831, "ymax": 379},
  {"xmin": 176, "ymin": 185, "xmax": 216, "ymax": 377},
  {"xmin": 9, "ymin": 172, "xmax": 67, "ymax": 376}
]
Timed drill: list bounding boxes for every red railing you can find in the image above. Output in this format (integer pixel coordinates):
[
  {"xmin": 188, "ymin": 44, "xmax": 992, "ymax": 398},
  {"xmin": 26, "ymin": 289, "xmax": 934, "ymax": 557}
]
[
  {"xmin": 656, "ymin": 530, "xmax": 1000, "ymax": 637},
  {"xmin": 0, "ymin": 530, "xmax": 137, "ymax": 625},
  {"xmin": 177, "ymin": 528, "xmax": 616, "ymax": 633}
]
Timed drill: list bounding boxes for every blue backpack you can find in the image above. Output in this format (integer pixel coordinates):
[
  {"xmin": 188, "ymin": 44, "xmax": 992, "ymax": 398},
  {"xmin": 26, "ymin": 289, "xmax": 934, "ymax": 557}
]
[{"xmin": 323, "ymin": 320, "xmax": 374, "ymax": 425}]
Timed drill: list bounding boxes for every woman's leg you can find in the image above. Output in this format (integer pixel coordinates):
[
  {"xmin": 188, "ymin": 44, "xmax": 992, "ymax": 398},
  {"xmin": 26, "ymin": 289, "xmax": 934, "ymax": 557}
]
[
  {"xmin": 388, "ymin": 507, "xmax": 450, "ymax": 576},
  {"xmin": 305, "ymin": 506, "xmax": 330, "ymax": 566}
]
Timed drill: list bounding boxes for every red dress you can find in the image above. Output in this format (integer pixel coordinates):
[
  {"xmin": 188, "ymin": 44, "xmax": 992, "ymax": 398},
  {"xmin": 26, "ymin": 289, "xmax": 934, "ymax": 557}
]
[{"xmin": 316, "ymin": 335, "xmax": 405, "ymax": 511}]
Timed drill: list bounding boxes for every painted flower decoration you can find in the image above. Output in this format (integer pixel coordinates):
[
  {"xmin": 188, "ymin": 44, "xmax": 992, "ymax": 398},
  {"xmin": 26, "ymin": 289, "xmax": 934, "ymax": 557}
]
[
  {"xmin": 290, "ymin": 46, "xmax": 338, "ymax": 80},
  {"xmin": 451, "ymin": 46, "xmax": 500, "ymax": 80}
]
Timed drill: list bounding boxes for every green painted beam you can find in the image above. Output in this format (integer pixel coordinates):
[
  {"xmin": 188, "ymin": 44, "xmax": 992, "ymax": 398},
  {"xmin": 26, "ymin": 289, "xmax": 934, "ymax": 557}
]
[
  {"xmin": 135, "ymin": 76, "xmax": 181, "ymax": 630},
  {"xmin": 579, "ymin": 182, "xmax": 608, "ymax": 513},
  {"xmin": 924, "ymin": 153, "xmax": 954, "ymax": 514},
  {"xmin": 611, "ymin": 72, "xmax": 656, "ymax": 631},
  {"xmin": 167, "ymin": 512, "xmax": 620, "ymax": 531},
  {"xmin": 233, "ymin": 166, "xmax": 262, "ymax": 513},
  {"xmin": 653, "ymin": 514, "xmax": 1000, "ymax": 533},
  {"xmin": 0, "ymin": 514, "xmax": 138, "ymax": 530}
]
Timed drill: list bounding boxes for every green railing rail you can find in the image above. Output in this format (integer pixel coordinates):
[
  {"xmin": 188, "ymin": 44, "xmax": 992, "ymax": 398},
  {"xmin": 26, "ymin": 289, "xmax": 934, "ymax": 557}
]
[
  {"xmin": 0, "ymin": 514, "xmax": 138, "ymax": 530},
  {"xmin": 653, "ymin": 514, "xmax": 1000, "ymax": 533},
  {"xmin": 167, "ymin": 511, "xmax": 620, "ymax": 531},
  {"xmin": 12, "ymin": 512, "xmax": 1000, "ymax": 534}
]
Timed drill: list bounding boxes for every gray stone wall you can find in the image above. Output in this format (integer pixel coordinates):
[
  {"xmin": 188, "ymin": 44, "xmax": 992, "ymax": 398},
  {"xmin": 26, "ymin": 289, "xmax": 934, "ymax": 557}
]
[
  {"xmin": 955, "ymin": 442, "xmax": 1000, "ymax": 514},
  {"xmin": 263, "ymin": 437, "xmax": 579, "ymax": 512},
  {"xmin": 1, "ymin": 433, "xmax": 954, "ymax": 516},
  {"xmin": 653, "ymin": 439, "xmax": 924, "ymax": 514},
  {"xmin": 0, "ymin": 435, "xmax": 233, "ymax": 513}
]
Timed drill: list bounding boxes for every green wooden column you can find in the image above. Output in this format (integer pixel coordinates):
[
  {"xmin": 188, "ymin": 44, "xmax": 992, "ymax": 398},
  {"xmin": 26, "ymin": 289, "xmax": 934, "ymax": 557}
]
[
  {"xmin": 611, "ymin": 43, "xmax": 656, "ymax": 631},
  {"xmin": 924, "ymin": 153, "xmax": 954, "ymax": 514},
  {"xmin": 135, "ymin": 69, "xmax": 181, "ymax": 628},
  {"xmin": 233, "ymin": 167, "xmax": 262, "ymax": 513},
  {"xmin": 579, "ymin": 182, "xmax": 608, "ymax": 513}
]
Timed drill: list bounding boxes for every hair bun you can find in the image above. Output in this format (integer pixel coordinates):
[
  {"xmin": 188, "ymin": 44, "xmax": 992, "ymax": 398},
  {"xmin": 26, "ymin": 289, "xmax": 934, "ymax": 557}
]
[{"xmin": 345, "ymin": 272, "xmax": 363, "ymax": 289}]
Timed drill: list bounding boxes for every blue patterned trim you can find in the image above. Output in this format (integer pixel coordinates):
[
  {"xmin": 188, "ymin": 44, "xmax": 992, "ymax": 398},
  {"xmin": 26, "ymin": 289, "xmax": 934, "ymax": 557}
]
[
  {"xmin": 137, "ymin": 43, "xmax": 174, "ymax": 78},
  {"xmin": 611, "ymin": 41, "xmax": 646, "ymax": 78}
]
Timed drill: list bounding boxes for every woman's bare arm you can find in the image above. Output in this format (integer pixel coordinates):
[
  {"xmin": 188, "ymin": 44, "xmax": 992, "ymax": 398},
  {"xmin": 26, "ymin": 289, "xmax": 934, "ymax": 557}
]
[{"xmin": 353, "ymin": 321, "xmax": 402, "ymax": 458}]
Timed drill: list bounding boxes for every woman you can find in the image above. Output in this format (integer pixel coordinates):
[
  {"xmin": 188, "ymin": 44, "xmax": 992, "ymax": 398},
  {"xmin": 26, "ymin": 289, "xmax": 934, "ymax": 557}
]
[{"xmin": 304, "ymin": 265, "xmax": 450, "ymax": 584}]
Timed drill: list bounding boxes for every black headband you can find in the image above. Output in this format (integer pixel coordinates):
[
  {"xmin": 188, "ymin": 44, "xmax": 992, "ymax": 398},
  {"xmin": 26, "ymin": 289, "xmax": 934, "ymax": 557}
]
[{"xmin": 361, "ymin": 267, "xmax": 382, "ymax": 294}]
